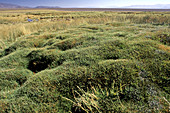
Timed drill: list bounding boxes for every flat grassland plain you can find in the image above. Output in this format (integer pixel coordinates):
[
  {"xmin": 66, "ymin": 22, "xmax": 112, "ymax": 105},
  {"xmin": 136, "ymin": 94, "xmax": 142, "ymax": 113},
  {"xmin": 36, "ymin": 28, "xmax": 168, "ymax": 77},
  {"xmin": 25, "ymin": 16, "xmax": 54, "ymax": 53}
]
[{"xmin": 0, "ymin": 9, "xmax": 169, "ymax": 112}]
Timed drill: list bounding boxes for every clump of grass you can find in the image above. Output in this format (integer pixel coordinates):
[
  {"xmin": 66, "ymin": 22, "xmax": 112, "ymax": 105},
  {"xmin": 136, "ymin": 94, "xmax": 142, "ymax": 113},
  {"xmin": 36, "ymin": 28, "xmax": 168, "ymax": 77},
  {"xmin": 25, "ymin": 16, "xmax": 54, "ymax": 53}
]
[
  {"xmin": 0, "ymin": 69, "xmax": 33, "ymax": 91},
  {"xmin": 0, "ymin": 49, "xmax": 32, "ymax": 69},
  {"xmin": 98, "ymin": 39, "xmax": 128, "ymax": 60}
]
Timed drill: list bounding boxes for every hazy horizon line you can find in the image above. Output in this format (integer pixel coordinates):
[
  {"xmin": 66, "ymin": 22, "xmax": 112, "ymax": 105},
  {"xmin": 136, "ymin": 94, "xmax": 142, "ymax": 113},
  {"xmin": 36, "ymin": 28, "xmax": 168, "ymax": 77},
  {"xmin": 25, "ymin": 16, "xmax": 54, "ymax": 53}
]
[{"xmin": 0, "ymin": 2, "xmax": 170, "ymax": 9}]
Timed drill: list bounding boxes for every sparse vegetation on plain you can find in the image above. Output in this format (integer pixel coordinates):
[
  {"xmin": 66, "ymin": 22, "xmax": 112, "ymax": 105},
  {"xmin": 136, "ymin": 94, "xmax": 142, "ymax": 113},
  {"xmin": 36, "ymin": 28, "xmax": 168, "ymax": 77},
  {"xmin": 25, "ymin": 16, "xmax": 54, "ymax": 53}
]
[{"xmin": 0, "ymin": 9, "xmax": 170, "ymax": 112}]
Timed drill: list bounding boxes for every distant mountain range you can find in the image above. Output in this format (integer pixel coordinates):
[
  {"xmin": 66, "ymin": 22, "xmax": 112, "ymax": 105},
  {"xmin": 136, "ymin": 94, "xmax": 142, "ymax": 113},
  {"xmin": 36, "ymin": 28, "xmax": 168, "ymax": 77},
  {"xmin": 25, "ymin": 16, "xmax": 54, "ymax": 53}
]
[
  {"xmin": 0, "ymin": 3, "xmax": 170, "ymax": 9},
  {"xmin": 0, "ymin": 3, "xmax": 60, "ymax": 9},
  {"xmin": 124, "ymin": 4, "xmax": 170, "ymax": 9},
  {"xmin": 35, "ymin": 6, "xmax": 60, "ymax": 8},
  {"xmin": 0, "ymin": 3, "xmax": 28, "ymax": 8}
]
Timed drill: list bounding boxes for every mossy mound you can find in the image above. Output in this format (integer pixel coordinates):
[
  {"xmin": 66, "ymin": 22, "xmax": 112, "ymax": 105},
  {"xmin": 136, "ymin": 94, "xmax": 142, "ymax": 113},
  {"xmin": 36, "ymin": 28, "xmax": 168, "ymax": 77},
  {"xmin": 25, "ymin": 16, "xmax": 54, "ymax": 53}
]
[{"xmin": 0, "ymin": 69, "xmax": 32, "ymax": 91}]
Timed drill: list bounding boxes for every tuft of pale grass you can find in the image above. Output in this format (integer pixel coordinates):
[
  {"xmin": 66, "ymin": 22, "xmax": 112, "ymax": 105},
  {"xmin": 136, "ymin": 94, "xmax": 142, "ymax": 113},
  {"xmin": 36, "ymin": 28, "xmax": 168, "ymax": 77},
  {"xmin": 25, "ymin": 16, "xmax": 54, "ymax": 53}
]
[{"xmin": 158, "ymin": 44, "xmax": 170, "ymax": 52}]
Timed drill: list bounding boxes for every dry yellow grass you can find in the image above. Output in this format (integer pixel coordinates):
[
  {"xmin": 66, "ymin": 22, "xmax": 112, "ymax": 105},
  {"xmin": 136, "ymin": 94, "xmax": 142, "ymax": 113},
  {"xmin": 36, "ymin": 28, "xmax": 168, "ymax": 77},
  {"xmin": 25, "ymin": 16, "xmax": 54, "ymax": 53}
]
[
  {"xmin": 158, "ymin": 44, "xmax": 170, "ymax": 52},
  {"xmin": 0, "ymin": 9, "xmax": 169, "ymax": 49}
]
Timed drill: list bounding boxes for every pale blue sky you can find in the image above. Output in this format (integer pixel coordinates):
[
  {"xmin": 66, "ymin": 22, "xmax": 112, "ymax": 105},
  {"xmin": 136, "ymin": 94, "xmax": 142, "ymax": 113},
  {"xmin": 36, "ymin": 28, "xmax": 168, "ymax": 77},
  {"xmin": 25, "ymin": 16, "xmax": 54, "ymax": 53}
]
[{"xmin": 0, "ymin": 0, "xmax": 170, "ymax": 7}]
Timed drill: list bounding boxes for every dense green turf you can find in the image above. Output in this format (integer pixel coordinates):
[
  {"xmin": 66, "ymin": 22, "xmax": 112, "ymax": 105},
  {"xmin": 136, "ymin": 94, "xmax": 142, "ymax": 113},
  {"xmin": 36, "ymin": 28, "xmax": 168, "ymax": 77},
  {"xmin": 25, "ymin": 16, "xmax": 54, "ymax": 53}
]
[{"xmin": 0, "ymin": 11, "xmax": 170, "ymax": 112}]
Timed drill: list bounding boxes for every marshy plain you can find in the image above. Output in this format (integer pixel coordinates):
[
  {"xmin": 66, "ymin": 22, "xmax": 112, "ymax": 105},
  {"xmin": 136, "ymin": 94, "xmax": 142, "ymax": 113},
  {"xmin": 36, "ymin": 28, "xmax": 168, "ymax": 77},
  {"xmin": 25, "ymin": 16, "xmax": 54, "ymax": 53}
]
[{"xmin": 0, "ymin": 9, "xmax": 169, "ymax": 112}]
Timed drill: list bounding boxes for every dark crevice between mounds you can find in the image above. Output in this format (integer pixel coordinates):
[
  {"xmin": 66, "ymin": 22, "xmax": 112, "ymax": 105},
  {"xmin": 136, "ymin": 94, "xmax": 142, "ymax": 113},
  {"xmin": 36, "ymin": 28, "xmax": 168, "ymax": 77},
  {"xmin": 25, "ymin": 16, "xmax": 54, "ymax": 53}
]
[
  {"xmin": 104, "ymin": 56, "xmax": 120, "ymax": 60},
  {"xmin": 27, "ymin": 58, "xmax": 65, "ymax": 73},
  {"xmin": 56, "ymin": 36, "xmax": 67, "ymax": 40},
  {"xmin": 26, "ymin": 50, "xmax": 54, "ymax": 73},
  {"xmin": 71, "ymin": 106, "xmax": 86, "ymax": 113},
  {"xmin": 27, "ymin": 58, "xmax": 52, "ymax": 73},
  {"xmin": 4, "ymin": 46, "xmax": 17, "ymax": 56},
  {"xmin": 26, "ymin": 50, "xmax": 65, "ymax": 73},
  {"xmin": 16, "ymin": 78, "xmax": 27, "ymax": 86},
  {"xmin": 80, "ymin": 26, "xmax": 100, "ymax": 30},
  {"xmin": 27, "ymin": 57, "xmax": 65, "ymax": 73}
]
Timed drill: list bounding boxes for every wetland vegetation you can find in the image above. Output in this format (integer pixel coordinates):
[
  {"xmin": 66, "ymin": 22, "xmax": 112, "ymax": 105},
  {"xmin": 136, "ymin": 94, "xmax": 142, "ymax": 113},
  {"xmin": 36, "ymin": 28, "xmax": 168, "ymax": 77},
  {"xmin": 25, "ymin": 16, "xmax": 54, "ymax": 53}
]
[{"xmin": 0, "ymin": 9, "xmax": 169, "ymax": 112}]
